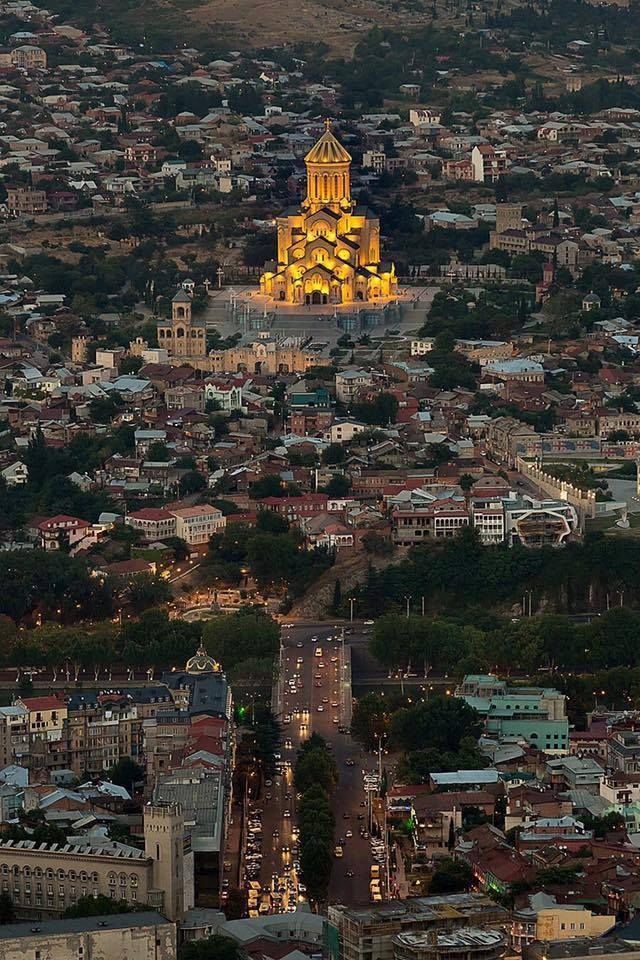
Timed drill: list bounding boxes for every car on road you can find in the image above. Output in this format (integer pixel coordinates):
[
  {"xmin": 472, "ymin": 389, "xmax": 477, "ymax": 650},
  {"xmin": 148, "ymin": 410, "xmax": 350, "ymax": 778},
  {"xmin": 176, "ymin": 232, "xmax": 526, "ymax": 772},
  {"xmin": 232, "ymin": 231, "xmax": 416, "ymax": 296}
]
[
  {"xmin": 296, "ymin": 641, "xmax": 303, "ymax": 647},
  {"xmin": 314, "ymin": 682, "xmax": 322, "ymax": 688},
  {"xmin": 322, "ymin": 697, "xmax": 329, "ymax": 703},
  {"xmin": 364, "ymin": 620, "xmax": 375, "ymax": 625},
  {"xmin": 273, "ymin": 829, "xmax": 279, "ymax": 838},
  {"xmin": 317, "ymin": 705, "xmax": 324, "ymax": 711},
  {"xmin": 345, "ymin": 759, "xmax": 355, "ymax": 766},
  {"xmin": 284, "ymin": 809, "xmax": 291, "ymax": 817},
  {"xmin": 331, "ymin": 701, "xmax": 339, "ymax": 708},
  {"xmin": 334, "ymin": 845, "xmax": 343, "ymax": 858},
  {"xmin": 342, "ymin": 812, "xmax": 350, "ymax": 819},
  {"xmin": 332, "ymin": 717, "xmax": 339, "ymax": 723},
  {"xmin": 346, "ymin": 830, "xmax": 353, "ymax": 837},
  {"xmin": 345, "ymin": 870, "xmax": 354, "ymax": 878}
]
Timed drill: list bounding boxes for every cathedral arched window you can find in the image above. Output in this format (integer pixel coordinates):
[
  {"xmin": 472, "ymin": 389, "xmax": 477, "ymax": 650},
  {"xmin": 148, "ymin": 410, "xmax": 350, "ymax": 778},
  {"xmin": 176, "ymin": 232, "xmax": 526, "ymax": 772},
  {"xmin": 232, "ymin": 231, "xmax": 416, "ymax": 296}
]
[
  {"xmin": 176, "ymin": 327, "xmax": 185, "ymax": 338},
  {"xmin": 333, "ymin": 174, "xmax": 339, "ymax": 197},
  {"xmin": 313, "ymin": 174, "xmax": 318, "ymax": 197},
  {"xmin": 322, "ymin": 174, "xmax": 328, "ymax": 199}
]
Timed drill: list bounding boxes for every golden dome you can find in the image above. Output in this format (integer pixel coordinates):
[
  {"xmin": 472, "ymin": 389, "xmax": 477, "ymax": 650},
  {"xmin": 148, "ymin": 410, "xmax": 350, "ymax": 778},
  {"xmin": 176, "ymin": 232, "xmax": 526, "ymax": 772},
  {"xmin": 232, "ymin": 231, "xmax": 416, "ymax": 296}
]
[
  {"xmin": 185, "ymin": 642, "xmax": 221, "ymax": 675},
  {"xmin": 305, "ymin": 120, "xmax": 352, "ymax": 165}
]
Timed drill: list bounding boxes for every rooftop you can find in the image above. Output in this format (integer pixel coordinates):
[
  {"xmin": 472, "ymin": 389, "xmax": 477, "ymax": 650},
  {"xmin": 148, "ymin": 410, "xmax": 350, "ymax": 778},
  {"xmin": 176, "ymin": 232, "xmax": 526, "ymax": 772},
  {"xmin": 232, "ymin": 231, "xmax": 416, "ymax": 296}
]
[{"xmin": 0, "ymin": 912, "xmax": 169, "ymax": 940}]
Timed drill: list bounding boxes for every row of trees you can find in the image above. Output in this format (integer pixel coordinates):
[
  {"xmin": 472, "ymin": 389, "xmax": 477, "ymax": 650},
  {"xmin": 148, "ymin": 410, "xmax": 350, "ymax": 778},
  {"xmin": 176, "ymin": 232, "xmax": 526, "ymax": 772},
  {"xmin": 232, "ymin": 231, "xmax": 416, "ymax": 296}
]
[
  {"xmin": 0, "ymin": 607, "xmax": 281, "ymax": 683},
  {"xmin": 352, "ymin": 527, "xmax": 640, "ymax": 619},
  {"xmin": 367, "ymin": 606, "xmax": 640, "ymax": 679},
  {"xmin": 295, "ymin": 734, "xmax": 338, "ymax": 904}
]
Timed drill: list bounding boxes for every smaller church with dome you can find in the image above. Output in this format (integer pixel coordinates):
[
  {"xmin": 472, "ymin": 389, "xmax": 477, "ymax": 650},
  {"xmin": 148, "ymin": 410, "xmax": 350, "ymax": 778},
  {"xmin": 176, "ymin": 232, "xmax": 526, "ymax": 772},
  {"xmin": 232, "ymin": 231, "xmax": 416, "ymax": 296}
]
[
  {"xmin": 260, "ymin": 121, "xmax": 398, "ymax": 306},
  {"xmin": 163, "ymin": 642, "xmax": 231, "ymax": 720}
]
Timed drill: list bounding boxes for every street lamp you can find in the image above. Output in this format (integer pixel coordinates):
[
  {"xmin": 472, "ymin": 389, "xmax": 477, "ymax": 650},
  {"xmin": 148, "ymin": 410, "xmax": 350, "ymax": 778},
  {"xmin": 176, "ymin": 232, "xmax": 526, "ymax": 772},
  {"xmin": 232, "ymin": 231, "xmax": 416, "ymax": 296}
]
[
  {"xmin": 348, "ymin": 597, "xmax": 355, "ymax": 622},
  {"xmin": 404, "ymin": 595, "xmax": 412, "ymax": 619}
]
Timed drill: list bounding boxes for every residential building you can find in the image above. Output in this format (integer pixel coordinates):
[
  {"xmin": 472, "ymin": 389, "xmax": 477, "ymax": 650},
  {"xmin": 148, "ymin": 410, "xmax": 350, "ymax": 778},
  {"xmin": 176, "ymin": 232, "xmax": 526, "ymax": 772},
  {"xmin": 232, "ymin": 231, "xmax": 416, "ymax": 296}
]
[
  {"xmin": 125, "ymin": 508, "xmax": 177, "ymax": 542},
  {"xmin": 336, "ymin": 369, "xmax": 374, "ymax": 404},
  {"xmin": 326, "ymin": 894, "xmax": 507, "ymax": 960},
  {"xmin": 524, "ymin": 939, "xmax": 640, "ymax": 960},
  {"xmin": 471, "ymin": 145, "xmax": 509, "ymax": 182},
  {"xmin": 512, "ymin": 895, "xmax": 615, "ymax": 954},
  {"xmin": 0, "ymin": 803, "xmax": 186, "ymax": 920},
  {"xmin": 455, "ymin": 675, "xmax": 569, "ymax": 754},
  {"xmin": 6, "ymin": 187, "xmax": 48, "ymax": 216},
  {"xmin": 0, "ymin": 912, "xmax": 176, "ymax": 960},
  {"xmin": 169, "ymin": 505, "xmax": 226, "ymax": 545},
  {"xmin": 393, "ymin": 930, "xmax": 505, "ymax": 960},
  {"xmin": 545, "ymin": 756, "xmax": 604, "ymax": 791},
  {"xmin": 607, "ymin": 730, "xmax": 640, "ymax": 774},
  {"xmin": 410, "ymin": 339, "xmax": 435, "ymax": 357},
  {"xmin": 203, "ymin": 380, "xmax": 244, "ymax": 412},
  {"xmin": 35, "ymin": 516, "xmax": 91, "ymax": 552}
]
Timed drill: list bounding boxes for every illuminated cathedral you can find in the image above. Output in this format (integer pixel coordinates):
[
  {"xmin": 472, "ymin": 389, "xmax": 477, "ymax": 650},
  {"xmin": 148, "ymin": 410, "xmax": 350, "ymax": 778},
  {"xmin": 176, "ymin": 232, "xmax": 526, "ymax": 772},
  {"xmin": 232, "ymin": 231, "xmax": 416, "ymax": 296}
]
[{"xmin": 260, "ymin": 121, "xmax": 397, "ymax": 306}]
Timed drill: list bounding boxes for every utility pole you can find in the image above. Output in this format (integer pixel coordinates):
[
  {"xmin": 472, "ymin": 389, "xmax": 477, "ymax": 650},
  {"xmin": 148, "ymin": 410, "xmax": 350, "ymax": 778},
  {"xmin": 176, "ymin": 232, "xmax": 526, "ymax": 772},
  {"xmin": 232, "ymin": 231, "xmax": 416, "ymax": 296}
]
[
  {"xmin": 349, "ymin": 597, "xmax": 355, "ymax": 622},
  {"xmin": 405, "ymin": 595, "xmax": 411, "ymax": 618},
  {"xmin": 421, "ymin": 595, "xmax": 425, "ymax": 616}
]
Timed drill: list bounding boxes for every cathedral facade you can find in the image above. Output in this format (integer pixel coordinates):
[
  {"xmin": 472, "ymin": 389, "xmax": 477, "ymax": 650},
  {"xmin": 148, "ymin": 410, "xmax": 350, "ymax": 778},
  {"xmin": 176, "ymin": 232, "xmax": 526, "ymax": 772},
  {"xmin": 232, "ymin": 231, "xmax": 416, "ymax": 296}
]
[{"xmin": 260, "ymin": 121, "xmax": 397, "ymax": 306}]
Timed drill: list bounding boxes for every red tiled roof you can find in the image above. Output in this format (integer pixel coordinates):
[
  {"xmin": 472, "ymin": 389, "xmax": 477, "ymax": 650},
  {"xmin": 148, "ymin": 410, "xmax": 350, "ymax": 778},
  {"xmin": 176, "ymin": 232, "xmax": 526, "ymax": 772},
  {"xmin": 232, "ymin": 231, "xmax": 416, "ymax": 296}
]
[
  {"xmin": 128, "ymin": 507, "xmax": 174, "ymax": 521},
  {"xmin": 20, "ymin": 696, "xmax": 64, "ymax": 711}
]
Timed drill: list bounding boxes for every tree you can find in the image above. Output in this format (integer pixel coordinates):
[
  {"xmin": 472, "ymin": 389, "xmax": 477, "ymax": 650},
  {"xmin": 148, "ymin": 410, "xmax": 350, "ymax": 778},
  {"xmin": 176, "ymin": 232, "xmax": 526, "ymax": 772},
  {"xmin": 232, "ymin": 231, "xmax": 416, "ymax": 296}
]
[
  {"xmin": 322, "ymin": 474, "xmax": 351, "ymax": 497},
  {"xmin": 181, "ymin": 936, "xmax": 243, "ymax": 960},
  {"xmin": 322, "ymin": 443, "xmax": 346, "ymax": 465},
  {"xmin": 88, "ymin": 395, "xmax": 122, "ymax": 424},
  {"xmin": 64, "ymin": 895, "xmax": 140, "ymax": 918},
  {"xmin": 332, "ymin": 578, "xmax": 342, "ymax": 612},
  {"xmin": 353, "ymin": 393, "xmax": 399, "ymax": 426},
  {"xmin": 350, "ymin": 693, "xmax": 391, "ymax": 750},
  {"xmin": 119, "ymin": 356, "xmax": 143, "ymax": 375},
  {"xmin": 256, "ymin": 510, "xmax": 289, "ymax": 534},
  {"xmin": 148, "ymin": 441, "xmax": 170, "ymax": 462},
  {"xmin": 459, "ymin": 473, "xmax": 475, "ymax": 493},
  {"xmin": 361, "ymin": 531, "xmax": 393, "ymax": 556},
  {"xmin": 391, "ymin": 697, "xmax": 483, "ymax": 754},
  {"xmin": 109, "ymin": 756, "xmax": 144, "ymax": 791},
  {"xmin": 429, "ymin": 858, "xmax": 474, "ymax": 893},
  {"xmin": 179, "ymin": 470, "xmax": 206, "ymax": 495},
  {"xmin": 0, "ymin": 893, "xmax": 14, "ymax": 924}
]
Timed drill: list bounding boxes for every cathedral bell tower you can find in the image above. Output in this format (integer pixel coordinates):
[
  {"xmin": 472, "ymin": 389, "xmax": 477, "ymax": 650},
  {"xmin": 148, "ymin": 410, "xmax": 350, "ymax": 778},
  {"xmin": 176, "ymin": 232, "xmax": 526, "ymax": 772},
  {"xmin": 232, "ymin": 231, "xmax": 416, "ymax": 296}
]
[{"xmin": 303, "ymin": 118, "xmax": 352, "ymax": 214}]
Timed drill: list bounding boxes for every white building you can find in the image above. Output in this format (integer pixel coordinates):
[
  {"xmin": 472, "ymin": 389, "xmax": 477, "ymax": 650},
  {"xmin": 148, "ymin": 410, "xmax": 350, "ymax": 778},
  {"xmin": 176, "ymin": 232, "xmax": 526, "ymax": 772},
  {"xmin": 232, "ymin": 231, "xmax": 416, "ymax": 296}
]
[
  {"xmin": 170, "ymin": 505, "xmax": 226, "ymax": 545},
  {"xmin": 410, "ymin": 338, "xmax": 435, "ymax": 356},
  {"xmin": 203, "ymin": 380, "xmax": 244, "ymax": 412}
]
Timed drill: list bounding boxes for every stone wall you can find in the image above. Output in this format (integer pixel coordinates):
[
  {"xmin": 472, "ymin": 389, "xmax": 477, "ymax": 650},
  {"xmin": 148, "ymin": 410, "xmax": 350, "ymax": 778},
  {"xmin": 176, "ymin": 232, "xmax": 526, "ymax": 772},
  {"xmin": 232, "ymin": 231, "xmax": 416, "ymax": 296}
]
[{"xmin": 516, "ymin": 457, "xmax": 597, "ymax": 521}]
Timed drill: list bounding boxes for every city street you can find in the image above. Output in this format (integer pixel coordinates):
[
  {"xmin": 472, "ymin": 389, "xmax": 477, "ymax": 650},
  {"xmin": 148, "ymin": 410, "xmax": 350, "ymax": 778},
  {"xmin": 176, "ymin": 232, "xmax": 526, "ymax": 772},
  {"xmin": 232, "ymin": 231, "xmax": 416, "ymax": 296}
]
[{"xmin": 250, "ymin": 621, "xmax": 377, "ymax": 909}]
